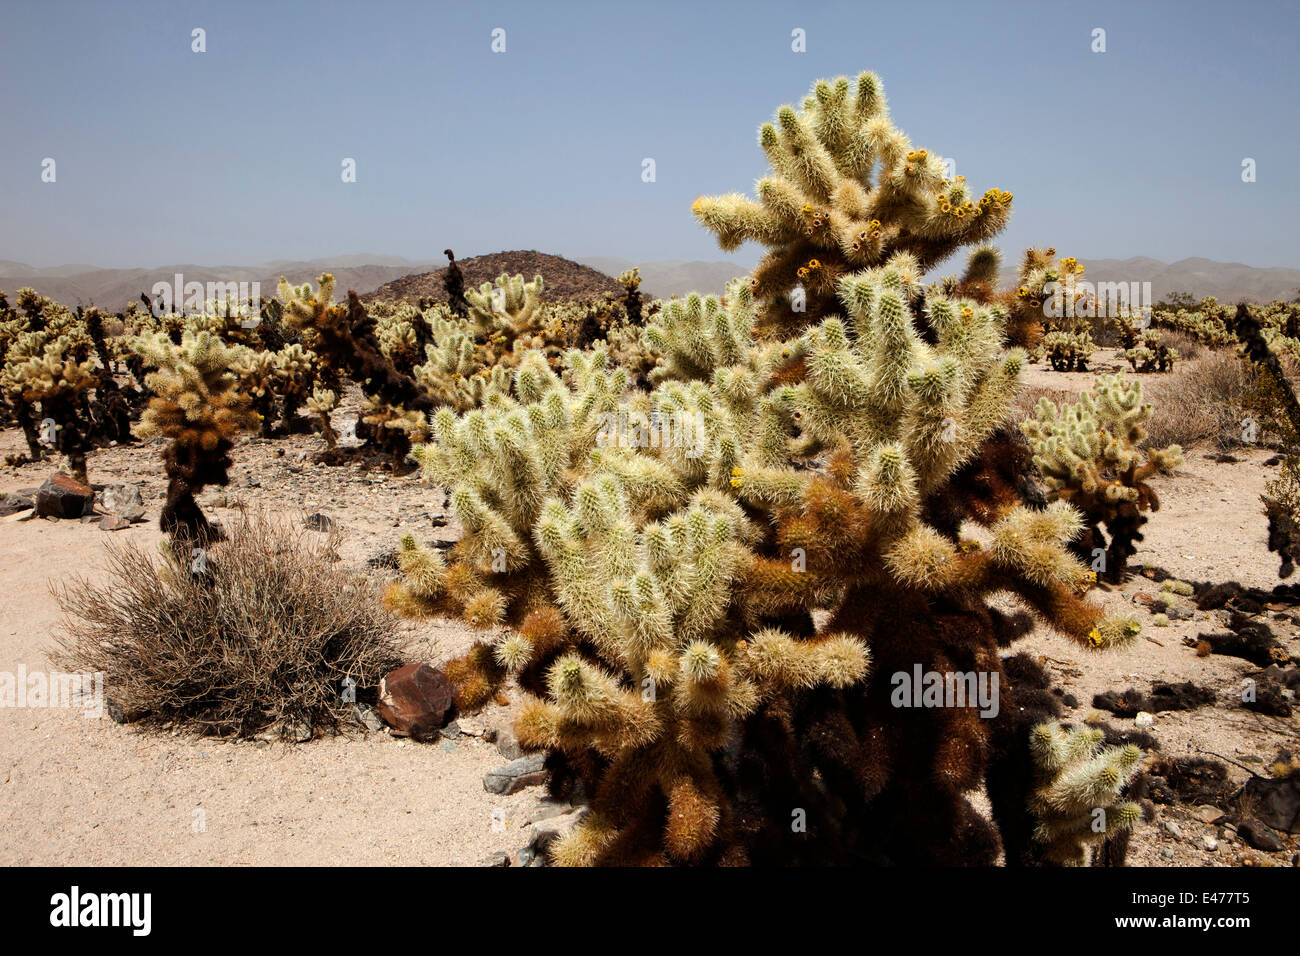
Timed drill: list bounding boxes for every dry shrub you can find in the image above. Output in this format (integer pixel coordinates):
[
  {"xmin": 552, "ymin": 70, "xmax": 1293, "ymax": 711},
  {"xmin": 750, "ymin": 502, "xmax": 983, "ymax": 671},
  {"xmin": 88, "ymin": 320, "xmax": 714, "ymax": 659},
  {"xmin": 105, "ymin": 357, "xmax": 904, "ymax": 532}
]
[
  {"xmin": 53, "ymin": 508, "xmax": 408, "ymax": 739},
  {"xmin": 1144, "ymin": 351, "xmax": 1257, "ymax": 451},
  {"xmin": 1159, "ymin": 328, "xmax": 1203, "ymax": 362},
  {"xmin": 1012, "ymin": 383, "xmax": 1077, "ymax": 422}
]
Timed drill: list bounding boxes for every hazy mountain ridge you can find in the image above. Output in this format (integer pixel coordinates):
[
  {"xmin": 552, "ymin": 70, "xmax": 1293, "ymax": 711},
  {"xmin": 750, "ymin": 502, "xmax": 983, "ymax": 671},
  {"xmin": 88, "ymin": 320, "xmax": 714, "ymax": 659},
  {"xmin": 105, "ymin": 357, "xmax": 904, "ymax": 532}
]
[
  {"xmin": 992, "ymin": 256, "xmax": 1300, "ymax": 306},
  {"xmin": 2, "ymin": 253, "xmax": 1296, "ymax": 311},
  {"xmin": 0, "ymin": 257, "xmax": 439, "ymax": 311}
]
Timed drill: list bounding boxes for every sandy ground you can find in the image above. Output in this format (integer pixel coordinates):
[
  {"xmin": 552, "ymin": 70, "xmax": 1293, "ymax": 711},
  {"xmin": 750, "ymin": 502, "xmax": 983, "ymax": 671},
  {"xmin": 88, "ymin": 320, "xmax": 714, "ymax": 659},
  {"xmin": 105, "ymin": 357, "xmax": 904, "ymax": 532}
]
[{"xmin": 0, "ymin": 350, "xmax": 1296, "ymax": 866}]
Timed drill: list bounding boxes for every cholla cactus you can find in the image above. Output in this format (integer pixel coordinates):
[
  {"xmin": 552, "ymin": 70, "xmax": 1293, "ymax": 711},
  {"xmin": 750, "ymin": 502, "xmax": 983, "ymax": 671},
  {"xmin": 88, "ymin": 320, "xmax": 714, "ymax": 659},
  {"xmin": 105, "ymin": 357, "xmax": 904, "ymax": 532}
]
[
  {"xmin": 1, "ymin": 334, "xmax": 99, "ymax": 478},
  {"xmin": 465, "ymin": 273, "xmax": 543, "ymax": 342},
  {"xmin": 1001, "ymin": 249, "xmax": 1077, "ymax": 353},
  {"xmin": 1, "ymin": 292, "xmax": 107, "ymax": 470},
  {"xmin": 1022, "ymin": 373, "xmax": 1182, "ymax": 582},
  {"xmin": 1230, "ymin": 302, "xmax": 1300, "ymax": 577},
  {"xmin": 1042, "ymin": 330, "xmax": 1094, "ymax": 371},
  {"xmin": 273, "ymin": 343, "xmax": 317, "ymax": 433},
  {"xmin": 617, "ymin": 267, "xmax": 644, "ymax": 325},
  {"xmin": 520, "ymin": 476, "xmax": 868, "ymax": 866},
  {"xmin": 133, "ymin": 330, "xmax": 258, "ymax": 542},
  {"xmin": 1027, "ymin": 720, "xmax": 1143, "ymax": 866},
  {"xmin": 385, "ymin": 73, "xmax": 1153, "ymax": 866},
  {"xmin": 391, "ymin": 351, "xmax": 630, "ymax": 622},
  {"xmin": 233, "ymin": 348, "xmax": 279, "ymax": 437},
  {"xmin": 692, "ymin": 71, "xmax": 1013, "ymax": 330},
  {"xmin": 306, "ymin": 387, "xmax": 339, "ymax": 449},
  {"xmin": 644, "ymin": 282, "xmax": 762, "ymax": 385},
  {"xmin": 931, "ymin": 244, "xmax": 1002, "ymax": 305},
  {"xmin": 391, "ymin": 270, "xmax": 1141, "ymax": 866},
  {"xmin": 1124, "ymin": 331, "xmax": 1177, "ymax": 373},
  {"xmin": 372, "ymin": 301, "xmax": 430, "ymax": 375},
  {"xmin": 278, "ymin": 274, "xmax": 434, "ymax": 465}
]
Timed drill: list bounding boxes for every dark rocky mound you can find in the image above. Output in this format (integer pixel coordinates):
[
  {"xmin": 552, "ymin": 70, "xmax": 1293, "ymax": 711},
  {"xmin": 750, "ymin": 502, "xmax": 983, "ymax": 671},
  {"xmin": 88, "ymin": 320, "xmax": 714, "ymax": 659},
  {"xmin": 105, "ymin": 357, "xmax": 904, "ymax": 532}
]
[{"xmin": 363, "ymin": 251, "xmax": 624, "ymax": 306}]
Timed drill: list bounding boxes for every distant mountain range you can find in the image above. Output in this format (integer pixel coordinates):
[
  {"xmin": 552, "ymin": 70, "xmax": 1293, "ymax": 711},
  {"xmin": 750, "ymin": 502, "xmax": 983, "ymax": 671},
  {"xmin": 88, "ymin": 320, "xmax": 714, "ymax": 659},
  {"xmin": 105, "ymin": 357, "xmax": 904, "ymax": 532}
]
[
  {"xmin": 2, "ymin": 253, "xmax": 1296, "ymax": 310},
  {"xmin": 994, "ymin": 256, "xmax": 1300, "ymax": 307},
  {"xmin": 0, "ymin": 255, "xmax": 440, "ymax": 312},
  {"xmin": 574, "ymin": 257, "xmax": 755, "ymax": 300},
  {"xmin": 584, "ymin": 255, "xmax": 1300, "ymax": 304}
]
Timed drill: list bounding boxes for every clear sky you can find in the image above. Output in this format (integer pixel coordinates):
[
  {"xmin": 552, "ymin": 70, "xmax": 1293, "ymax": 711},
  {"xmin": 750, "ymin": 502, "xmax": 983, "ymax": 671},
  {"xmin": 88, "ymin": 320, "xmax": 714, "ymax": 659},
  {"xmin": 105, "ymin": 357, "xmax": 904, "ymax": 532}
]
[{"xmin": 1, "ymin": 0, "xmax": 1296, "ymax": 270}]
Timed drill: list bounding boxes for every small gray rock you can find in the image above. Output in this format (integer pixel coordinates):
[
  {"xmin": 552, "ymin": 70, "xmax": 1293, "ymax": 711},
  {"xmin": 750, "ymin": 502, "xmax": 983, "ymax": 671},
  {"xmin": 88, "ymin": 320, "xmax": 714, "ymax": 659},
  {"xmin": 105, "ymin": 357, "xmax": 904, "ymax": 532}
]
[
  {"xmin": 353, "ymin": 704, "xmax": 385, "ymax": 733},
  {"xmin": 483, "ymin": 753, "xmax": 547, "ymax": 795},
  {"xmin": 280, "ymin": 720, "xmax": 312, "ymax": 743},
  {"xmin": 441, "ymin": 720, "xmax": 461, "ymax": 740},
  {"xmin": 439, "ymin": 740, "xmax": 460, "ymax": 753},
  {"xmin": 1164, "ymin": 820, "xmax": 1183, "ymax": 838},
  {"xmin": 527, "ymin": 807, "xmax": 589, "ymax": 860},
  {"xmin": 99, "ymin": 516, "xmax": 131, "ymax": 532},
  {"xmin": 100, "ymin": 483, "xmax": 145, "ymax": 520},
  {"xmin": 479, "ymin": 851, "xmax": 511, "ymax": 867},
  {"xmin": 0, "ymin": 494, "xmax": 34, "ymax": 517},
  {"xmin": 495, "ymin": 725, "xmax": 525, "ymax": 761},
  {"xmin": 526, "ymin": 801, "xmax": 571, "ymax": 826}
]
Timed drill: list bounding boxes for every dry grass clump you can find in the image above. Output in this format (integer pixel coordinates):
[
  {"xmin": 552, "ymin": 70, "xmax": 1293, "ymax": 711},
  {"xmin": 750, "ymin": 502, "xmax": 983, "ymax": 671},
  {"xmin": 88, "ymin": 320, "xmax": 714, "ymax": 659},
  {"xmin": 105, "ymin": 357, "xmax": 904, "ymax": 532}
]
[
  {"xmin": 1013, "ymin": 383, "xmax": 1076, "ymax": 422},
  {"xmin": 1159, "ymin": 328, "xmax": 1202, "ymax": 362},
  {"xmin": 53, "ymin": 509, "xmax": 408, "ymax": 739},
  {"xmin": 1144, "ymin": 351, "xmax": 1257, "ymax": 451}
]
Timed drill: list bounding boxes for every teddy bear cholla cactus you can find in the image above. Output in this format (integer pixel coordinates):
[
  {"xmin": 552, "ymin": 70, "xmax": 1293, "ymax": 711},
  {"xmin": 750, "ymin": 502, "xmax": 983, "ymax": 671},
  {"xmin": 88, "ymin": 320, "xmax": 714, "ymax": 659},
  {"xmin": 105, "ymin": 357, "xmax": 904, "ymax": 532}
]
[
  {"xmin": 1042, "ymin": 329, "xmax": 1095, "ymax": 371},
  {"xmin": 463, "ymin": 273, "xmax": 562, "ymax": 364},
  {"xmin": 133, "ymin": 330, "xmax": 258, "ymax": 542},
  {"xmin": 1124, "ymin": 331, "xmax": 1177, "ymax": 373},
  {"xmin": 1021, "ymin": 373, "xmax": 1182, "ymax": 583},
  {"xmin": 387, "ymin": 350, "xmax": 636, "ymax": 687},
  {"xmin": 277, "ymin": 274, "xmax": 435, "ymax": 464},
  {"xmin": 393, "ymin": 348, "xmax": 872, "ymax": 863},
  {"xmin": 692, "ymin": 71, "xmax": 1013, "ymax": 331},
  {"xmin": 517, "ymin": 476, "xmax": 869, "ymax": 865},
  {"xmin": 1028, "ymin": 721, "xmax": 1143, "ymax": 866},
  {"xmin": 1, "ymin": 333, "xmax": 99, "ymax": 478},
  {"xmin": 306, "ymin": 387, "xmax": 340, "ymax": 449},
  {"xmin": 389, "ymin": 264, "xmax": 1145, "ymax": 864}
]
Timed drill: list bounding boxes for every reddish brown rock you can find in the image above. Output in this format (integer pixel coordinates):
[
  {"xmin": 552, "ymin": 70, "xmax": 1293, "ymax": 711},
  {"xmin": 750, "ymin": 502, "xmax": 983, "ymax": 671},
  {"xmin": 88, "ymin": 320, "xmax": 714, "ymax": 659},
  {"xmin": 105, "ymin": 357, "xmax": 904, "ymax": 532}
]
[
  {"xmin": 375, "ymin": 663, "xmax": 454, "ymax": 741},
  {"xmin": 35, "ymin": 473, "xmax": 94, "ymax": 519}
]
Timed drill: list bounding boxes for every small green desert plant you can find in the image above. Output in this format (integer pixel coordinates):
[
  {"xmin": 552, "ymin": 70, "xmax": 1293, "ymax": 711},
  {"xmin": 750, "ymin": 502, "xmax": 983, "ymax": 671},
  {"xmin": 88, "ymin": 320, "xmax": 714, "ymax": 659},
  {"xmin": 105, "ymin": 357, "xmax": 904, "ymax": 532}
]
[{"xmin": 53, "ymin": 510, "xmax": 407, "ymax": 739}]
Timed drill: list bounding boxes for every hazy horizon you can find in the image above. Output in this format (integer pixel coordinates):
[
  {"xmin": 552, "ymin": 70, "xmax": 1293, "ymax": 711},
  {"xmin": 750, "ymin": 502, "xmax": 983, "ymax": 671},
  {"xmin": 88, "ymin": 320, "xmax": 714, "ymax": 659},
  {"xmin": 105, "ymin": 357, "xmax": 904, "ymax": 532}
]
[{"xmin": 2, "ymin": 0, "xmax": 1297, "ymax": 271}]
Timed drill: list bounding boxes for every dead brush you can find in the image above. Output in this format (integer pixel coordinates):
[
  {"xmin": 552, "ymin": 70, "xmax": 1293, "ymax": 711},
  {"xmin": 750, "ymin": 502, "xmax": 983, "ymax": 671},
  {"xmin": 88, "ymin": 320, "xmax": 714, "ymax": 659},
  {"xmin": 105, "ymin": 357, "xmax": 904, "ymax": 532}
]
[
  {"xmin": 1144, "ymin": 350, "xmax": 1258, "ymax": 451},
  {"xmin": 52, "ymin": 508, "xmax": 408, "ymax": 740}
]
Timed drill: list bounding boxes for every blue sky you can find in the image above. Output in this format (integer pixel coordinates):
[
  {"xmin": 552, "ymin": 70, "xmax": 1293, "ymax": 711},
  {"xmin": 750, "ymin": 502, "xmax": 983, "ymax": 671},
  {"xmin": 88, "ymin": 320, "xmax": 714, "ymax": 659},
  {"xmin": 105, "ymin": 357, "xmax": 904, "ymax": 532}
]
[{"xmin": 1, "ymin": 0, "xmax": 1296, "ymax": 270}]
